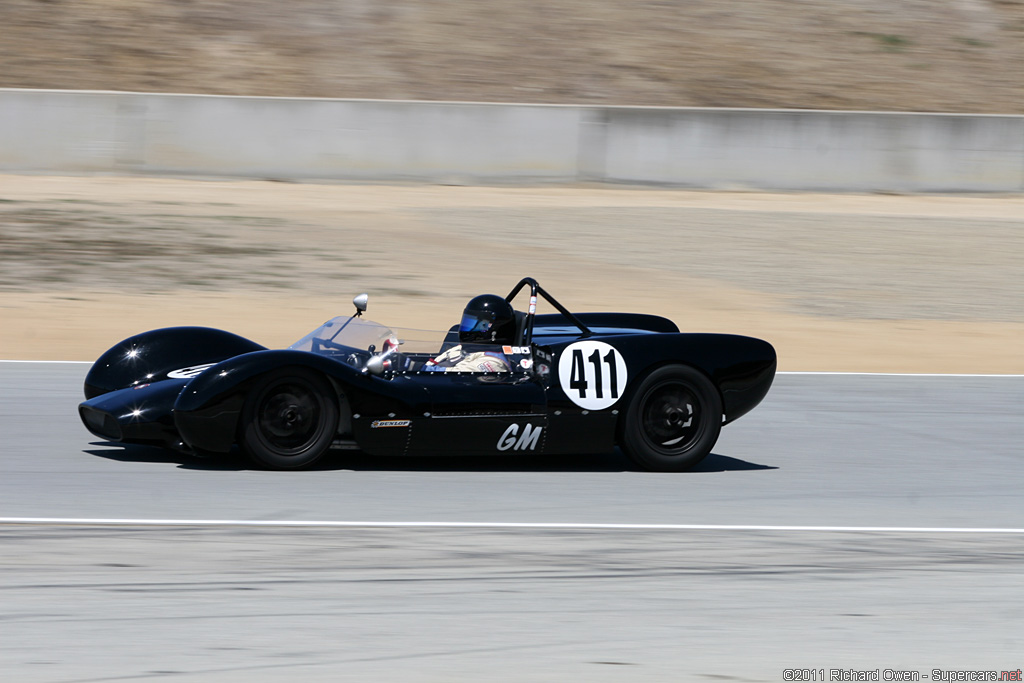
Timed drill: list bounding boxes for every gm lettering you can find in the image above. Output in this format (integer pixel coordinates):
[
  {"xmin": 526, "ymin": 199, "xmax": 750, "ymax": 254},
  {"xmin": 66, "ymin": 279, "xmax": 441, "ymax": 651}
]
[{"xmin": 497, "ymin": 423, "xmax": 543, "ymax": 451}]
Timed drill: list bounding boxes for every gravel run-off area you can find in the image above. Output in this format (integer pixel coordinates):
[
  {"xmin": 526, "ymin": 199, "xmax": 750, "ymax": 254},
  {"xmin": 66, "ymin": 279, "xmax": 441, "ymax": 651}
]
[{"xmin": 2, "ymin": 175, "xmax": 1022, "ymax": 373}]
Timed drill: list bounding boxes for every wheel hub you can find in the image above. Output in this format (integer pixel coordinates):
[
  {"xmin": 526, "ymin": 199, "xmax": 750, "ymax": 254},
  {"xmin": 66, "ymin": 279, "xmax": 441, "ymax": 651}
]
[
  {"xmin": 642, "ymin": 384, "xmax": 698, "ymax": 450},
  {"xmin": 282, "ymin": 406, "xmax": 300, "ymax": 426},
  {"xmin": 257, "ymin": 385, "xmax": 321, "ymax": 450}
]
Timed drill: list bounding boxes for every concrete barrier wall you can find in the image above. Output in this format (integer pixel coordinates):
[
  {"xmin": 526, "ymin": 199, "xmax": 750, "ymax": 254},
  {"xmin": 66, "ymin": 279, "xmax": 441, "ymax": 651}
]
[
  {"xmin": 591, "ymin": 108, "xmax": 1024, "ymax": 192},
  {"xmin": 2, "ymin": 88, "xmax": 1022, "ymax": 191}
]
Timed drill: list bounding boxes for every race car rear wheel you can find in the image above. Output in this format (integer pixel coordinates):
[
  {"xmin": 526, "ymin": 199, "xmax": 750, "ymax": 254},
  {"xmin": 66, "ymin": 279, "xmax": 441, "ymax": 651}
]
[
  {"xmin": 240, "ymin": 368, "xmax": 339, "ymax": 470},
  {"xmin": 620, "ymin": 364, "xmax": 722, "ymax": 472}
]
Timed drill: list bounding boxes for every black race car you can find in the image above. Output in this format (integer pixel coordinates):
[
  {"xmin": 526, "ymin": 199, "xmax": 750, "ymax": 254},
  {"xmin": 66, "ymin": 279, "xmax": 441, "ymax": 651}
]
[{"xmin": 79, "ymin": 278, "xmax": 776, "ymax": 471}]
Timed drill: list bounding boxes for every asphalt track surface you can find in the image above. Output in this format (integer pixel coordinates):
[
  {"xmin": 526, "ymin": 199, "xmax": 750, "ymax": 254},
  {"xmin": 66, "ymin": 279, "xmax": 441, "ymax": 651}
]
[{"xmin": 1, "ymin": 363, "xmax": 1022, "ymax": 682}]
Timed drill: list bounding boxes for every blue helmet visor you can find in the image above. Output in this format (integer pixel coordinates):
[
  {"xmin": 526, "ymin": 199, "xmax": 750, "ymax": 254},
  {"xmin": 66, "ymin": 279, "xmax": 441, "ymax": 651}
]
[{"xmin": 459, "ymin": 312, "xmax": 493, "ymax": 335}]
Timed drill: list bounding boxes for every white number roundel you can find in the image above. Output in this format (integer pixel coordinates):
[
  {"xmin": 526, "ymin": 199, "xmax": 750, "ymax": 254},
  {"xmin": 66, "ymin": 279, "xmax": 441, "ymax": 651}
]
[{"xmin": 557, "ymin": 341, "xmax": 628, "ymax": 410}]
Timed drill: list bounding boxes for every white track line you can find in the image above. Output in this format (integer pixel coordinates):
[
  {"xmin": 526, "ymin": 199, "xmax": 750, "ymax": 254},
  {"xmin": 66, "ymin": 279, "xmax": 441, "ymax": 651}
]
[
  {"xmin": 779, "ymin": 371, "xmax": 1024, "ymax": 378},
  {"xmin": 2, "ymin": 518, "xmax": 1023, "ymax": 533},
  {"xmin": 0, "ymin": 359, "xmax": 91, "ymax": 364}
]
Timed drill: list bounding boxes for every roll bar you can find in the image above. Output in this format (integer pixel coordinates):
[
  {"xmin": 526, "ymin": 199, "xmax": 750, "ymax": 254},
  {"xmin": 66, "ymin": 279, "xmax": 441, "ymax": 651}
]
[{"xmin": 504, "ymin": 277, "xmax": 593, "ymax": 344}]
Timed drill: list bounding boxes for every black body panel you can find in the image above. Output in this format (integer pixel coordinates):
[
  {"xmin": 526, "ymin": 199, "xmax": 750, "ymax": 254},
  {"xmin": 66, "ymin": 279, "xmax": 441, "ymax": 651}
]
[
  {"xmin": 543, "ymin": 410, "xmax": 619, "ymax": 456},
  {"xmin": 609, "ymin": 333, "xmax": 776, "ymax": 424},
  {"xmin": 534, "ymin": 312, "xmax": 679, "ymax": 334},
  {"xmin": 83, "ymin": 327, "xmax": 265, "ymax": 399},
  {"xmin": 536, "ymin": 333, "xmax": 775, "ymax": 425},
  {"xmin": 172, "ymin": 349, "xmax": 431, "ymax": 454},
  {"xmin": 79, "ymin": 378, "xmax": 190, "ymax": 448},
  {"xmin": 405, "ymin": 372, "xmax": 548, "ymax": 456}
]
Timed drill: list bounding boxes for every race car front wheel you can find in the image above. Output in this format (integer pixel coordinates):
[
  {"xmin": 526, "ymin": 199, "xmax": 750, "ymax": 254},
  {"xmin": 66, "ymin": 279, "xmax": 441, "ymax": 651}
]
[
  {"xmin": 620, "ymin": 364, "xmax": 722, "ymax": 472},
  {"xmin": 240, "ymin": 368, "xmax": 339, "ymax": 470}
]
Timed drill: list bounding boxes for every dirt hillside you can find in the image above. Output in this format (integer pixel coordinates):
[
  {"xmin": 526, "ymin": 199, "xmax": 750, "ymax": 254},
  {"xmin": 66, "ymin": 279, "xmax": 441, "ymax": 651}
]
[
  {"xmin": 3, "ymin": 0, "xmax": 1024, "ymax": 112},
  {"xmin": 3, "ymin": 2, "xmax": 1023, "ymax": 371}
]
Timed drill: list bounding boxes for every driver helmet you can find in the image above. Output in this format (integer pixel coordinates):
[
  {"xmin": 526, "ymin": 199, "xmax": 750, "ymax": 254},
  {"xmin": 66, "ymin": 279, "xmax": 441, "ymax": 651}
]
[{"xmin": 459, "ymin": 294, "xmax": 516, "ymax": 344}]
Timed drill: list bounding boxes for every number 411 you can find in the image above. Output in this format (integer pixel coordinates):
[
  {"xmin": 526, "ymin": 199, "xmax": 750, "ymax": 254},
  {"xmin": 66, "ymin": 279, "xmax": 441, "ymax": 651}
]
[{"xmin": 569, "ymin": 348, "xmax": 618, "ymax": 400}]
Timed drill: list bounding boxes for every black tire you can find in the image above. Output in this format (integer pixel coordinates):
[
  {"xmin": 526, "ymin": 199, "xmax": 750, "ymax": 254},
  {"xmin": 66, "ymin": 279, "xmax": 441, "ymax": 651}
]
[
  {"xmin": 240, "ymin": 368, "xmax": 339, "ymax": 470},
  {"xmin": 619, "ymin": 364, "xmax": 722, "ymax": 472}
]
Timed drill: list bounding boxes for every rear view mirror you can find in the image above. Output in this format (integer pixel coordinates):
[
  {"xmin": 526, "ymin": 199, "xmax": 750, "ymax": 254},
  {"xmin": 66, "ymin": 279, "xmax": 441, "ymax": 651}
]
[{"xmin": 353, "ymin": 293, "xmax": 368, "ymax": 317}]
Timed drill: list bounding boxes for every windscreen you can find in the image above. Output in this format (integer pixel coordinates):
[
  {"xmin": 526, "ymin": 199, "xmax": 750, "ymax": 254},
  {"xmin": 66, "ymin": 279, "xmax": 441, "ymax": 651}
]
[{"xmin": 289, "ymin": 317, "xmax": 445, "ymax": 356}]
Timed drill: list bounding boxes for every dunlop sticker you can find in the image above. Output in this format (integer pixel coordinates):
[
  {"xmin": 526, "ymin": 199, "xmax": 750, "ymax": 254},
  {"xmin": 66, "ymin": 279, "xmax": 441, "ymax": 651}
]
[{"xmin": 371, "ymin": 419, "xmax": 411, "ymax": 428}]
